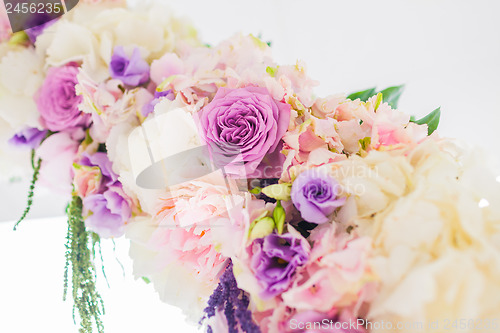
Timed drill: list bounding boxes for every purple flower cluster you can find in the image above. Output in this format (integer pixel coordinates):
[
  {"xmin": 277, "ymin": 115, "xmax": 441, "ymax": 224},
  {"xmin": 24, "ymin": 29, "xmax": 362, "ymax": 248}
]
[
  {"xmin": 203, "ymin": 262, "xmax": 261, "ymax": 333},
  {"xmin": 9, "ymin": 127, "xmax": 48, "ymax": 149},
  {"xmin": 78, "ymin": 152, "xmax": 131, "ymax": 238},
  {"xmin": 110, "ymin": 46, "xmax": 150, "ymax": 87},
  {"xmin": 251, "ymin": 232, "xmax": 309, "ymax": 299},
  {"xmin": 141, "ymin": 89, "xmax": 175, "ymax": 117}
]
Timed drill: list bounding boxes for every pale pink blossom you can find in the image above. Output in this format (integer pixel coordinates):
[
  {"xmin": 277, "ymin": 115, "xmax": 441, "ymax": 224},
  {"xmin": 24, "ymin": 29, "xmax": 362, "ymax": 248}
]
[
  {"xmin": 149, "ymin": 180, "xmax": 236, "ymax": 283},
  {"xmin": 36, "ymin": 132, "xmax": 79, "ymax": 194},
  {"xmin": 150, "ymin": 53, "xmax": 185, "ymax": 85},
  {"xmin": 73, "ymin": 164, "xmax": 101, "ymax": 197},
  {"xmin": 77, "ymin": 71, "xmax": 150, "ymax": 142},
  {"xmin": 282, "ymin": 224, "xmax": 375, "ymax": 314},
  {"xmin": 0, "ymin": 0, "xmax": 11, "ymax": 42},
  {"xmin": 282, "ymin": 112, "xmax": 346, "ymax": 177}
]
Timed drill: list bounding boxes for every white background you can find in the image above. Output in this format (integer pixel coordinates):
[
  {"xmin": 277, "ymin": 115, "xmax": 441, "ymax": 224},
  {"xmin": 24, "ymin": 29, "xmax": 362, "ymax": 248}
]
[{"xmin": 1, "ymin": 0, "xmax": 499, "ymax": 332}]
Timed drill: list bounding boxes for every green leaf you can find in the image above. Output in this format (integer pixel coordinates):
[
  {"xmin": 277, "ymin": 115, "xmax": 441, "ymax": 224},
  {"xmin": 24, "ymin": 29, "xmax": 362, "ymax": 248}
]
[
  {"xmin": 250, "ymin": 34, "xmax": 270, "ymax": 49},
  {"xmin": 411, "ymin": 107, "xmax": 441, "ymax": 135},
  {"xmin": 249, "ymin": 217, "xmax": 275, "ymax": 240},
  {"xmin": 374, "ymin": 92, "xmax": 383, "ymax": 110},
  {"xmin": 141, "ymin": 277, "xmax": 151, "ymax": 284},
  {"xmin": 378, "ymin": 85, "xmax": 405, "ymax": 109},
  {"xmin": 347, "ymin": 87, "xmax": 376, "ymax": 102},
  {"xmin": 262, "ymin": 183, "xmax": 292, "ymax": 201},
  {"xmin": 359, "ymin": 137, "xmax": 371, "ymax": 151},
  {"xmin": 273, "ymin": 201, "xmax": 286, "ymax": 234},
  {"xmin": 266, "ymin": 66, "xmax": 278, "ymax": 77}
]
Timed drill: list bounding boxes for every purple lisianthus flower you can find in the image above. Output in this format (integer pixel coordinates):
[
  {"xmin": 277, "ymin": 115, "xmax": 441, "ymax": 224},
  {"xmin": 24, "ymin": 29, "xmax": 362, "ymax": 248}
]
[
  {"xmin": 110, "ymin": 46, "xmax": 150, "ymax": 86},
  {"xmin": 251, "ymin": 232, "xmax": 309, "ymax": 299},
  {"xmin": 291, "ymin": 169, "xmax": 346, "ymax": 224},
  {"xmin": 9, "ymin": 127, "xmax": 48, "ymax": 149},
  {"xmin": 36, "ymin": 65, "xmax": 88, "ymax": 132},
  {"xmin": 78, "ymin": 152, "xmax": 118, "ymax": 187},
  {"xmin": 141, "ymin": 89, "xmax": 174, "ymax": 117},
  {"xmin": 198, "ymin": 87, "xmax": 291, "ymax": 177},
  {"xmin": 83, "ymin": 186, "xmax": 131, "ymax": 238}
]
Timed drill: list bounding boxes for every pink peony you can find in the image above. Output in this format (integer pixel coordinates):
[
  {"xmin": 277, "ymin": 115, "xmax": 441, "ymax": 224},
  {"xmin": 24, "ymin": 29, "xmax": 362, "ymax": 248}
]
[{"xmin": 147, "ymin": 180, "xmax": 236, "ymax": 282}]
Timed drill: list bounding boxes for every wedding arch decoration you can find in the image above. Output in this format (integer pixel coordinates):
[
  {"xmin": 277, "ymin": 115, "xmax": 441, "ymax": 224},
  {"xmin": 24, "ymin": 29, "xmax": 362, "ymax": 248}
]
[{"xmin": 1, "ymin": 1, "xmax": 499, "ymax": 333}]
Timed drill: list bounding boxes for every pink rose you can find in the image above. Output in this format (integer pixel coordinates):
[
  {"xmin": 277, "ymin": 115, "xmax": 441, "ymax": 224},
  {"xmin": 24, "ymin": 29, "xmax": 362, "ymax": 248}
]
[
  {"xmin": 198, "ymin": 86, "xmax": 291, "ymax": 177},
  {"xmin": 36, "ymin": 65, "xmax": 88, "ymax": 131}
]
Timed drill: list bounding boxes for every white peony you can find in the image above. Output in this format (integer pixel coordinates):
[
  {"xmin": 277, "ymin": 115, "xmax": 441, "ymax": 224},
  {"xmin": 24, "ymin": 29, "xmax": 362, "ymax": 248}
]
[
  {"xmin": 0, "ymin": 46, "xmax": 44, "ymax": 131},
  {"xmin": 0, "ymin": 118, "xmax": 31, "ymax": 180},
  {"xmin": 36, "ymin": 3, "xmax": 198, "ymax": 82},
  {"xmin": 330, "ymin": 139, "xmax": 500, "ymax": 332},
  {"xmin": 0, "ymin": 46, "xmax": 44, "ymax": 179}
]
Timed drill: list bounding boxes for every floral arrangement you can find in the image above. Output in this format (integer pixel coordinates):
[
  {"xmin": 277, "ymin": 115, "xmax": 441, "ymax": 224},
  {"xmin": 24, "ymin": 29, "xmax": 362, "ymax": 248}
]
[{"xmin": 2, "ymin": 1, "xmax": 500, "ymax": 333}]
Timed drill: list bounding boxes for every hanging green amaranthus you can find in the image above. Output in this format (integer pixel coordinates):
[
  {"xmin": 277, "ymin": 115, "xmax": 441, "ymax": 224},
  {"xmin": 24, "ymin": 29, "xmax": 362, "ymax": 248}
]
[{"xmin": 63, "ymin": 194, "xmax": 105, "ymax": 333}]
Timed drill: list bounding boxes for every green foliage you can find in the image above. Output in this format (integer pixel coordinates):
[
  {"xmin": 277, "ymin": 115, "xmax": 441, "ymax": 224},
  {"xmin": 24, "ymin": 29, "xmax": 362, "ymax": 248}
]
[
  {"xmin": 266, "ymin": 66, "xmax": 278, "ymax": 77},
  {"xmin": 378, "ymin": 85, "xmax": 405, "ymax": 109},
  {"xmin": 359, "ymin": 137, "xmax": 372, "ymax": 151},
  {"xmin": 13, "ymin": 150, "xmax": 41, "ymax": 231},
  {"xmin": 411, "ymin": 107, "xmax": 441, "ymax": 135},
  {"xmin": 347, "ymin": 87, "xmax": 376, "ymax": 102},
  {"xmin": 374, "ymin": 92, "xmax": 383, "ymax": 110},
  {"xmin": 63, "ymin": 195, "xmax": 105, "ymax": 333},
  {"xmin": 347, "ymin": 84, "xmax": 405, "ymax": 109}
]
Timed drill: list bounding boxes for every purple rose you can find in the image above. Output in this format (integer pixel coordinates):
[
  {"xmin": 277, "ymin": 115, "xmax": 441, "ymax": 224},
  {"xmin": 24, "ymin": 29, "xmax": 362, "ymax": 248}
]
[
  {"xmin": 8, "ymin": 127, "xmax": 48, "ymax": 149},
  {"xmin": 251, "ymin": 232, "xmax": 309, "ymax": 298},
  {"xmin": 36, "ymin": 65, "xmax": 87, "ymax": 132},
  {"xmin": 291, "ymin": 170, "xmax": 346, "ymax": 224},
  {"xmin": 83, "ymin": 186, "xmax": 131, "ymax": 238},
  {"xmin": 110, "ymin": 46, "xmax": 150, "ymax": 86},
  {"xmin": 198, "ymin": 87, "xmax": 291, "ymax": 177}
]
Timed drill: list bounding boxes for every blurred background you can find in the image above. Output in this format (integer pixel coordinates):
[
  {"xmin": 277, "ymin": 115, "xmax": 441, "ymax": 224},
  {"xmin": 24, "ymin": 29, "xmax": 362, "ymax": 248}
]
[{"xmin": 1, "ymin": 0, "xmax": 499, "ymax": 332}]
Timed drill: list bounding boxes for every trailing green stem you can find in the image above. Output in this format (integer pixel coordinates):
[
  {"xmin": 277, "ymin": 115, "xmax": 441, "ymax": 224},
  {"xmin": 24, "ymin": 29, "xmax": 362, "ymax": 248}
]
[
  {"xmin": 63, "ymin": 194, "xmax": 105, "ymax": 333},
  {"xmin": 13, "ymin": 149, "xmax": 41, "ymax": 231}
]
